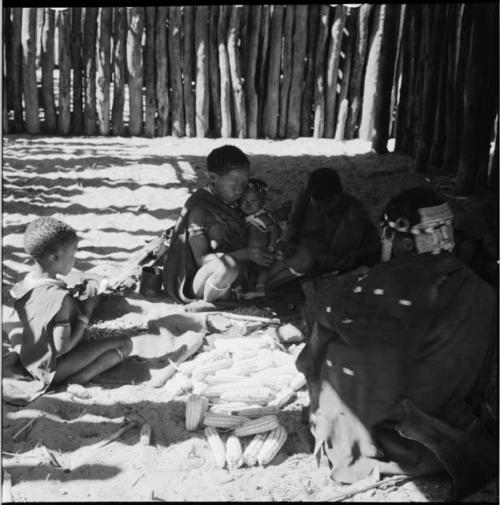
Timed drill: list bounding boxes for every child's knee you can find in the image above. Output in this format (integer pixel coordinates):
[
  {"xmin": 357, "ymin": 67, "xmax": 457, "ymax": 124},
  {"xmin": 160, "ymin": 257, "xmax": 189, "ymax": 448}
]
[
  {"xmin": 215, "ymin": 255, "xmax": 239, "ymax": 285},
  {"xmin": 119, "ymin": 338, "xmax": 133, "ymax": 358}
]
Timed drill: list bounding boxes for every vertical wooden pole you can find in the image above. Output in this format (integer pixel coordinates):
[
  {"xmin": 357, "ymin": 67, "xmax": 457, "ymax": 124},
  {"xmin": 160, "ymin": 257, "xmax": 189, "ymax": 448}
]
[
  {"xmin": 395, "ymin": 5, "xmax": 413, "ymax": 153},
  {"xmin": 455, "ymin": 5, "xmax": 496, "ymax": 194},
  {"xmin": 169, "ymin": 6, "xmax": 185, "ymax": 137},
  {"xmin": 183, "ymin": 6, "xmax": 196, "ymax": 137},
  {"xmin": 3, "ymin": 8, "xmax": 10, "ymax": 134},
  {"xmin": 155, "ymin": 6, "xmax": 169, "ymax": 137},
  {"xmin": 442, "ymin": 4, "xmax": 460, "ymax": 172},
  {"xmin": 57, "ymin": 9, "xmax": 71, "ymax": 135},
  {"xmin": 112, "ymin": 7, "xmax": 126, "ymax": 136},
  {"xmin": 371, "ymin": 4, "xmax": 400, "ymax": 154},
  {"xmin": 227, "ymin": 5, "xmax": 247, "ymax": 138},
  {"xmin": 312, "ymin": 5, "xmax": 330, "ymax": 139},
  {"xmin": 324, "ymin": 5, "xmax": 346, "ymax": 139},
  {"xmin": 335, "ymin": 9, "xmax": 356, "ymax": 141},
  {"xmin": 239, "ymin": 5, "xmax": 250, "ymax": 81},
  {"xmin": 21, "ymin": 8, "xmax": 40, "ymax": 134},
  {"xmin": 300, "ymin": 4, "xmax": 319, "ymax": 137},
  {"xmin": 246, "ymin": 5, "xmax": 261, "ymax": 139},
  {"xmin": 144, "ymin": 7, "xmax": 156, "ymax": 138},
  {"xmin": 208, "ymin": 6, "xmax": 221, "ymax": 136},
  {"xmin": 195, "ymin": 5, "xmax": 209, "ymax": 137},
  {"xmin": 346, "ymin": 4, "xmax": 372, "ymax": 139},
  {"xmin": 96, "ymin": 7, "xmax": 112, "ymax": 135},
  {"xmin": 41, "ymin": 8, "xmax": 56, "ymax": 133},
  {"xmin": 36, "ymin": 8, "xmax": 43, "ymax": 69},
  {"xmin": 278, "ymin": 6, "xmax": 294, "ymax": 138},
  {"xmin": 70, "ymin": 8, "xmax": 83, "ymax": 134},
  {"xmin": 428, "ymin": 6, "xmax": 451, "ymax": 170},
  {"xmin": 257, "ymin": 5, "xmax": 270, "ymax": 136},
  {"xmin": 452, "ymin": 5, "xmax": 473, "ymax": 171},
  {"xmin": 218, "ymin": 5, "xmax": 231, "ymax": 138},
  {"xmin": 9, "ymin": 8, "xmax": 23, "ymax": 132},
  {"xmin": 287, "ymin": 5, "xmax": 308, "ymax": 139},
  {"xmin": 83, "ymin": 7, "xmax": 98, "ymax": 136},
  {"xmin": 415, "ymin": 4, "xmax": 446, "ymax": 172},
  {"xmin": 127, "ymin": 7, "xmax": 144, "ymax": 136},
  {"xmin": 263, "ymin": 5, "xmax": 284, "ymax": 139}
]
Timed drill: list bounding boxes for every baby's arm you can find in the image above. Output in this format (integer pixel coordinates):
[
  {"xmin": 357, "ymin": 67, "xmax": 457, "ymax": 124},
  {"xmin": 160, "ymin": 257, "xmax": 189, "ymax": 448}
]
[{"xmin": 52, "ymin": 295, "xmax": 89, "ymax": 356}]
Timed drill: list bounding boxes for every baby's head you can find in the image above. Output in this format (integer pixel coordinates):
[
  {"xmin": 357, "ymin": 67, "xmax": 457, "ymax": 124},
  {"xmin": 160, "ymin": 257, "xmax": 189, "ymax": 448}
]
[
  {"xmin": 24, "ymin": 217, "xmax": 79, "ymax": 275},
  {"xmin": 240, "ymin": 178, "xmax": 268, "ymax": 216}
]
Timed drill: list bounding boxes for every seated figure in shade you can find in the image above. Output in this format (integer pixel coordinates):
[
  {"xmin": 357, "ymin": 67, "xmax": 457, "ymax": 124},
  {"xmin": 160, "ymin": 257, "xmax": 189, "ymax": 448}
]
[
  {"xmin": 296, "ymin": 187, "xmax": 498, "ymax": 500},
  {"xmin": 267, "ymin": 167, "xmax": 380, "ymax": 290}
]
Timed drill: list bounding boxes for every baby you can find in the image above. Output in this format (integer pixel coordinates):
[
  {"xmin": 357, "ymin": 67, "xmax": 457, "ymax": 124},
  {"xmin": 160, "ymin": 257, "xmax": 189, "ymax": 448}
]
[
  {"xmin": 10, "ymin": 217, "xmax": 133, "ymax": 395},
  {"xmin": 239, "ymin": 178, "xmax": 281, "ymax": 298}
]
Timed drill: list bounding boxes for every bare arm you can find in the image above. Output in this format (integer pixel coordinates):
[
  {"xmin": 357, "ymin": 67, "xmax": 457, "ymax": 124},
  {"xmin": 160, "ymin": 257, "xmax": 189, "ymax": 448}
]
[
  {"xmin": 187, "ymin": 206, "xmax": 274, "ymax": 267},
  {"xmin": 52, "ymin": 295, "xmax": 88, "ymax": 356}
]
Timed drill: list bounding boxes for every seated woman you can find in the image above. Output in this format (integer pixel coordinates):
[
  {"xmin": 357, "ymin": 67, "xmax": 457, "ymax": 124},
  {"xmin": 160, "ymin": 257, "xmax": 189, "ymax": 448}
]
[
  {"xmin": 296, "ymin": 187, "xmax": 498, "ymax": 499},
  {"xmin": 163, "ymin": 145, "xmax": 274, "ymax": 306},
  {"xmin": 267, "ymin": 167, "xmax": 380, "ymax": 290}
]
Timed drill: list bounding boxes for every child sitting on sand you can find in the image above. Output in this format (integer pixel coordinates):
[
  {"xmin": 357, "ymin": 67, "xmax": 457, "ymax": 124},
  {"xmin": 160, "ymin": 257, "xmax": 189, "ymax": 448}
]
[
  {"xmin": 9, "ymin": 217, "xmax": 134, "ymax": 394},
  {"xmin": 239, "ymin": 178, "xmax": 282, "ymax": 299}
]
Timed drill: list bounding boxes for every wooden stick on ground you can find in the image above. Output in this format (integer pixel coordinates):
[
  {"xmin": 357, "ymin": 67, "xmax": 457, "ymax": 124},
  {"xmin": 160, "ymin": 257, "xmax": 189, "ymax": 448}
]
[
  {"xmin": 67, "ymin": 420, "xmax": 137, "ymax": 471},
  {"xmin": 326, "ymin": 474, "xmax": 419, "ymax": 502}
]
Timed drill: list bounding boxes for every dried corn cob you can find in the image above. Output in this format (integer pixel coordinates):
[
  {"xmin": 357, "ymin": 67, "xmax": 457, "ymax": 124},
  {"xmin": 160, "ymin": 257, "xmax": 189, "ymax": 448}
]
[
  {"xmin": 163, "ymin": 373, "xmax": 193, "ymax": 398},
  {"xmin": 192, "ymin": 358, "xmax": 234, "ymax": 381},
  {"xmin": 267, "ymin": 389, "xmax": 296, "ymax": 408},
  {"xmin": 231, "ymin": 406, "xmax": 280, "ymax": 418},
  {"xmin": 213, "ymin": 338, "xmax": 271, "ymax": 353},
  {"xmin": 225, "ymin": 434, "xmax": 244, "ymax": 469},
  {"xmin": 204, "ymin": 374, "xmax": 252, "ymax": 385},
  {"xmin": 203, "ymin": 412, "xmax": 249, "ymax": 429},
  {"xmin": 139, "ymin": 423, "xmax": 152, "ymax": 446},
  {"xmin": 260, "ymin": 375, "xmax": 298, "ymax": 392},
  {"xmin": 192, "ymin": 380, "xmax": 209, "ymax": 395},
  {"xmin": 253, "ymin": 366, "xmax": 296, "ymax": 379},
  {"xmin": 204, "ymin": 427, "xmax": 226, "ymax": 468},
  {"xmin": 229, "ymin": 356, "xmax": 274, "ymax": 376},
  {"xmin": 185, "ymin": 394, "xmax": 209, "ymax": 431},
  {"xmin": 257, "ymin": 424, "xmax": 288, "ymax": 465},
  {"xmin": 233, "ymin": 414, "xmax": 280, "ymax": 437},
  {"xmin": 203, "ymin": 381, "xmax": 264, "ymax": 400},
  {"xmin": 231, "ymin": 348, "xmax": 262, "ymax": 360},
  {"xmin": 242, "ymin": 432, "xmax": 268, "ymax": 466},
  {"xmin": 266, "ymin": 350, "xmax": 296, "ymax": 367},
  {"xmin": 257, "ymin": 424, "xmax": 288, "ymax": 466},
  {"xmin": 219, "ymin": 387, "xmax": 275, "ymax": 405},
  {"xmin": 289, "ymin": 373, "xmax": 307, "ymax": 391},
  {"xmin": 209, "ymin": 402, "xmax": 250, "ymax": 415}
]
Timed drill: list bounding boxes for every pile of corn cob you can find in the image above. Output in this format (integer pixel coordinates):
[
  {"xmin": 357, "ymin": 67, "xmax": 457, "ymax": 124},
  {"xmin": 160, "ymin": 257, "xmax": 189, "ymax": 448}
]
[{"xmin": 163, "ymin": 326, "xmax": 306, "ymax": 469}]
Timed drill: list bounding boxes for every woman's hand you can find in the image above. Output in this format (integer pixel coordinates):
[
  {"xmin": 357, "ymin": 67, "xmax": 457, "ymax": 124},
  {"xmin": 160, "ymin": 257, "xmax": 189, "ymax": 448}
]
[{"xmin": 247, "ymin": 247, "xmax": 274, "ymax": 267}]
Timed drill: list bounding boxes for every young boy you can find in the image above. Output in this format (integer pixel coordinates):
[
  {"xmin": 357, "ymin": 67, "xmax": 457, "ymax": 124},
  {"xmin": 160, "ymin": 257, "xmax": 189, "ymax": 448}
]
[
  {"xmin": 10, "ymin": 217, "xmax": 133, "ymax": 395},
  {"xmin": 239, "ymin": 178, "xmax": 282, "ymax": 298}
]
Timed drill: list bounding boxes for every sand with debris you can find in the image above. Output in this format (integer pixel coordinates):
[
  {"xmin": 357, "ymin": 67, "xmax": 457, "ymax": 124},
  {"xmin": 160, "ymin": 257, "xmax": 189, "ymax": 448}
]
[{"xmin": 2, "ymin": 135, "xmax": 497, "ymax": 502}]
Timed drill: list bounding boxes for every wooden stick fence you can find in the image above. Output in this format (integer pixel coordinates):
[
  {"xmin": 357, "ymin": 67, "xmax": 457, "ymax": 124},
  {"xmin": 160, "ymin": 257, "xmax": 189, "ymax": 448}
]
[{"xmin": 2, "ymin": 5, "xmax": 498, "ymax": 194}]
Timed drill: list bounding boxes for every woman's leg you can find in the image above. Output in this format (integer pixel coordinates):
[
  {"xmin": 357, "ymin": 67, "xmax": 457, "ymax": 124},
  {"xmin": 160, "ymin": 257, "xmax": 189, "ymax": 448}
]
[
  {"xmin": 192, "ymin": 255, "xmax": 239, "ymax": 302},
  {"xmin": 53, "ymin": 336, "xmax": 132, "ymax": 385}
]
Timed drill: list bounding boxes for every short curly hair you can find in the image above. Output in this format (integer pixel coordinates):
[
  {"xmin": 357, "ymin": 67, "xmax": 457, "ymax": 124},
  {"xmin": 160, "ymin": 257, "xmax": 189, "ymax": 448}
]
[
  {"xmin": 207, "ymin": 145, "xmax": 250, "ymax": 175},
  {"xmin": 23, "ymin": 217, "xmax": 78, "ymax": 260}
]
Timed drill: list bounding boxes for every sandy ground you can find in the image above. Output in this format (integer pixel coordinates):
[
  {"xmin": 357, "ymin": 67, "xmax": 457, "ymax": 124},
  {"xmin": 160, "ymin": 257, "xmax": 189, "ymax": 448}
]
[{"xmin": 2, "ymin": 135, "xmax": 498, "ymax": 502}]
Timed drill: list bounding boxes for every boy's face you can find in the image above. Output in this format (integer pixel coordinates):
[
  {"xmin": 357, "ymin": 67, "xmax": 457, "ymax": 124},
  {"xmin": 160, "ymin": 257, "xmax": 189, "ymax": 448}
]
[
  {"xmin": 49, "ymin": 239, "xmax": 78, "ymax": 276},
  {"xmin": 210, "ymin": 166, "xmax": 249, "ymax": 204},
  {"xmin": 240, "ymin": 189, "xmax": 263, "ymax": 216}
]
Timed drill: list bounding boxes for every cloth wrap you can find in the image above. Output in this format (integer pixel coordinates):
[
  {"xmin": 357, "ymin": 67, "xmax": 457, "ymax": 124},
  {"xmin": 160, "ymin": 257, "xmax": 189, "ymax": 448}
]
[
  {"xmin": 297, "ymin": 253, "xmax": 498, "ymax": 499},
  {"xmin": 163, "ymin": 188, "xmax": 247, "ymax": 303}
]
